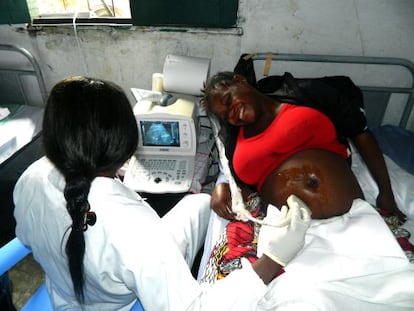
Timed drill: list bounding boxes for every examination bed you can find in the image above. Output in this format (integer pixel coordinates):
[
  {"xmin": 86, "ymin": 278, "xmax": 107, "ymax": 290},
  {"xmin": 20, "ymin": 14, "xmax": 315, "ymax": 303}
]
[
  {"xmin": 198, "ymin": 52, "xmax": 414, "ymax": 310},
  {"xmin": 0, "ymin": 44, "xmax": 46, "ymax": 247},
  {"xmin": 0, "ymin": 44, "xmax": 45, "ymax": 166}
]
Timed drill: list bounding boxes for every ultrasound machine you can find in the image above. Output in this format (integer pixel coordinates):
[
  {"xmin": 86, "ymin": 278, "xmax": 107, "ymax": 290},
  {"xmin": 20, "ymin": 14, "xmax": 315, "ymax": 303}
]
[
  {"xmin": 123, "ymin": 98, "xmax": 198, "ymax": 193},
  {"xmin": 123, "ymin": 54, "xmax": 211, "ymax": 194}
]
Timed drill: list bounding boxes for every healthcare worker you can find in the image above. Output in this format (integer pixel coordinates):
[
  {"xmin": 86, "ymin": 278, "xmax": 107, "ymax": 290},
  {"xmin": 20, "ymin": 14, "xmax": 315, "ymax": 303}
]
[{"xmin": 13, "ymin": 76, "xmax": 311, "ymax": 311}]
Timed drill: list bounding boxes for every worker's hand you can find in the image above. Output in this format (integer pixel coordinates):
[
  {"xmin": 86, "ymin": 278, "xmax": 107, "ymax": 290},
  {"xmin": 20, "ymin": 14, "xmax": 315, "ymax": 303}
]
[
  {"xmin": 257, "ymin": 195, "xmax": 312, "ymax": 266},
  {"xmin": 211, "ymin": 183, "xmax": 236, "ymax": 220},
  {"xmin": 376, "ymin": 191, "xmax": 406, "ymax": 223}
]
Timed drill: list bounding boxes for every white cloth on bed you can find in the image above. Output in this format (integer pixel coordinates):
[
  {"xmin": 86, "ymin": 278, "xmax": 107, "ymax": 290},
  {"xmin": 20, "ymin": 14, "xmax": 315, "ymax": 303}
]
[
  {"xmin": 199, "ymin": 199, "xmax": 414, "ymax": 310},
  {"xmin": 0, "ymin": 107, "xmax": 10, "ymax": 120},
  {"xmin": 0, "ymin": 105, "xmax": 43, "ymax": 165},
  {"xmin": 351, "ymin": 145, "xmax": 414, "ymax": 244}
]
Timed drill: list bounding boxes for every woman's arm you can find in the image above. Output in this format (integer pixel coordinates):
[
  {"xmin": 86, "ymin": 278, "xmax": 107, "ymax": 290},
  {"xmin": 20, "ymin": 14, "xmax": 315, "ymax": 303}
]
[{"xmin": 351, "ymin": 130, "xmax": 406, "ymax": 222}]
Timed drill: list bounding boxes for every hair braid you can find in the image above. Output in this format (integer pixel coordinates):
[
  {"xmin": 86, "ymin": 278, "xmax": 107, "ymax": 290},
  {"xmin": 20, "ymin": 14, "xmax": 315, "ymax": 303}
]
[{"xmin": 64, "ymin": 176, "xmax": 92, "ymax": 303}]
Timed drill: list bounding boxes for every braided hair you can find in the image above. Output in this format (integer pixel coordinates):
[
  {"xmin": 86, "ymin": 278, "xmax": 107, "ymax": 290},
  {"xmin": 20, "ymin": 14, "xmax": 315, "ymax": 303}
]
[{"xmin": 42, "ymin": 76, "xmax": 138, "ymax": 303}]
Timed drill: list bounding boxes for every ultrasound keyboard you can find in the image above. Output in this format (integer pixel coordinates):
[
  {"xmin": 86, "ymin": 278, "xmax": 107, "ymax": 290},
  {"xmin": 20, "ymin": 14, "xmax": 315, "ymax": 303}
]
[
  {"xmin": 123, "ymin": 155, "xmax": 194, "ymax": 193},
  {"xmin": 140, "ymin": 158, "xmax": 178, "ymax": 171}
]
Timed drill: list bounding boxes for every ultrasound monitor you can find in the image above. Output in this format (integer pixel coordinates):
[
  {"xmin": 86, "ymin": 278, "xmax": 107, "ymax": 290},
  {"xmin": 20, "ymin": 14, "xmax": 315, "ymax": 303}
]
[
  {"xmin": 141, "ymin": 120, "xmax": 180, "ymax": 147},
  {"xmin": 123, "ymin": 98, "xmax": 198, "ymax": 193}
]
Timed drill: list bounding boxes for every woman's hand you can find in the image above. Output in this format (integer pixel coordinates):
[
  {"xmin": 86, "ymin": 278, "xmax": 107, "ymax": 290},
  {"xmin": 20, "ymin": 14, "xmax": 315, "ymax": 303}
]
[
  {"xmin": 210, "ymin": 183, "xmax": 236, "ymax": 220},
  {"xmin": 376, "ymin": 191, "xmax": 406, "ymax": 223}
]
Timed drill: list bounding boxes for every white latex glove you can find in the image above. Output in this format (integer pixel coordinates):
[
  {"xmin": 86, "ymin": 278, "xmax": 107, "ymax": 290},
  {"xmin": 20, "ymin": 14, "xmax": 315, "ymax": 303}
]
[{"xmin": 257, "ymin": 194, "xmax": 312, "ymax": 266}]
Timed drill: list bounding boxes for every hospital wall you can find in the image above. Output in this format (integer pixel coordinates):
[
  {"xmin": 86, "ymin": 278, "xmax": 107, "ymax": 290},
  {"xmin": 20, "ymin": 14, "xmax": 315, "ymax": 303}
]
[{"xmin": 0, "ymin": 0, "xmax": 413, "ymax": 106}]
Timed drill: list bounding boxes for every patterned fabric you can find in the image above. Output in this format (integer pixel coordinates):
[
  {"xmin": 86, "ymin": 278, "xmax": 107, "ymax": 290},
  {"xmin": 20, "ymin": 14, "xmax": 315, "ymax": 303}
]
[
  {"xmin": 378, "ymin": 208, "xmax": 414, "ymax": 263},
  {"xmin": 201, "ymin": 193, "xmax": 280, "ymax": 284}
]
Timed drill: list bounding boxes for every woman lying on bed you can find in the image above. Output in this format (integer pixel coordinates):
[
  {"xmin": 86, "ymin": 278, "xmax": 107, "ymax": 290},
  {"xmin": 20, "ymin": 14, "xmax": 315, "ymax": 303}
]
[
  {"xmin": 198, "ymin": 70, "xmax": 366, "ymax": 282},
  {"xmin": 197, "ymin": 72, "xmax": 414, "ymax": 309},
  {"xmin": 203, "ymin": 71, "xmax": 414, "ymax": 253},
  {"xmin": 200, "ymin": 70, "xmax": 413, "ymax": 252},
  {"xmin": 202, "ymin": 71, "xmax": 365, "ymax": 219},
  {"xmin": 204, "ymin": 71, "xmax": 406, "ymax": 222}
]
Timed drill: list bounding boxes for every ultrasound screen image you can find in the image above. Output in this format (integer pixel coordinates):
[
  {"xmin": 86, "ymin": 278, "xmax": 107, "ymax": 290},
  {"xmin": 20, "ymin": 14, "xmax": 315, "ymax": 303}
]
[{"xmin": 140, "ymin": 120, "xmax": 180, "ymax": 147}]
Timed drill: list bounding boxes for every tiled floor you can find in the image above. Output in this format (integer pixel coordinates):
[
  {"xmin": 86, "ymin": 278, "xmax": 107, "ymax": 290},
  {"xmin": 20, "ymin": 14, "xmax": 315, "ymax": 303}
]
[{"xmin": 9, "ymin": 254, "xmax": 44, "ymax": 309}]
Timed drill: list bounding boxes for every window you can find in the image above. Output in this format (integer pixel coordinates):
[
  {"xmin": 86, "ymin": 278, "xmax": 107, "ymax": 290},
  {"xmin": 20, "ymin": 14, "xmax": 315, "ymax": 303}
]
[
  {"xmin": 28, "ymin": 0, "xmax": 131, "ymax": 25},
  {"xmin": 32, "ymin": 0, "xmax": 131, "ymax": 18},
  {"xmin": 1, "ymin": 0, "xmax": 238, "ymax": 28}
]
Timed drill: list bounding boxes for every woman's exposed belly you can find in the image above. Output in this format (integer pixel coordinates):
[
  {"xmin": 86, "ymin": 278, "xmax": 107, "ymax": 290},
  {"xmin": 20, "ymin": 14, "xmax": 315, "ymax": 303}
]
[{"xmin": 260, "ymin": 149, "xmax": 364, "ymax": 219}]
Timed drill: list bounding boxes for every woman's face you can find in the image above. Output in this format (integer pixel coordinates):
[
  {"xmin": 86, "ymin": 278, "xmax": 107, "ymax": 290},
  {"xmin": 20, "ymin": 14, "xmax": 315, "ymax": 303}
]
[{"xmin": 209, "ymin": 80, "xmax": 258, "ymax": 126}]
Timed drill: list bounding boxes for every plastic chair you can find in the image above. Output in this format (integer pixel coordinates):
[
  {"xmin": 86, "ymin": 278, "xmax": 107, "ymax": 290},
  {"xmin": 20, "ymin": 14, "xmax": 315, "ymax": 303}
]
[{"xmin": 0, "ymin": 237, "xmax": 144, "ymax": 310}]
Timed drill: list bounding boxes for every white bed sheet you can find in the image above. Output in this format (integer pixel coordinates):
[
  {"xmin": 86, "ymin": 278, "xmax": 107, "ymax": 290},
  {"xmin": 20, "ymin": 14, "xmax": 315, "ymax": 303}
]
[
  {"xmin": 0, "ymin": 105, "xmax": 44, "ymax": 166},
  {"xmin": 350, "ymin": 144, "xmax": 414, "ymax": 244}
]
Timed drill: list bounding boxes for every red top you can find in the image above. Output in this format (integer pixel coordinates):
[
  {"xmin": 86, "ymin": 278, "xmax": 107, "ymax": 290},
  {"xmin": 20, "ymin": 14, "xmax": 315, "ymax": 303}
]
[{"xmin": 233, "ymin": 104, "xmax": 348, "ymax": 191}]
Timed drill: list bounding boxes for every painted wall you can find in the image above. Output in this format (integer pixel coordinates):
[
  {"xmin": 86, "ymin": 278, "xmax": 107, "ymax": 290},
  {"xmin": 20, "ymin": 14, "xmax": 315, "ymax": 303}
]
[{"xmin": 0, "ymin": 0, "xmax": 413, "ymax": 105}]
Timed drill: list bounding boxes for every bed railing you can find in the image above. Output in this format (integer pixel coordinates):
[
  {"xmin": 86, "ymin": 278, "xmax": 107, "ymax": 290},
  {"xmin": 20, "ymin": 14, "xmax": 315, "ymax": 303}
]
[{"xmin": 0, "ymin": 44, "xmax": 47, "ymax": 107}]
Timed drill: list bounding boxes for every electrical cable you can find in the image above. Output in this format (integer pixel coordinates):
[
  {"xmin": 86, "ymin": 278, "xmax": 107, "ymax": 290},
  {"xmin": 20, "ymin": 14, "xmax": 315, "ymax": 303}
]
[{"xmin": 72, "ymin": 0, "xmax": 89, "ymax": 76}]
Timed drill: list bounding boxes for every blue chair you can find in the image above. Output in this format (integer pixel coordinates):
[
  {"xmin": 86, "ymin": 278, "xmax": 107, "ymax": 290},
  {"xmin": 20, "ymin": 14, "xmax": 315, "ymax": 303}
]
[{"xmin": 0, "ymin": 237, "xmax": 144, "ymax": 310}]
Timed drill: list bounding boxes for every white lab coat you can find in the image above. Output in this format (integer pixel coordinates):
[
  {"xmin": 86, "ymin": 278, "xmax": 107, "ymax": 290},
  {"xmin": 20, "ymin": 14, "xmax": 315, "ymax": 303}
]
[{"xmin": 14, "ymin": 157, "xmax": 267, "ymax": 311}]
